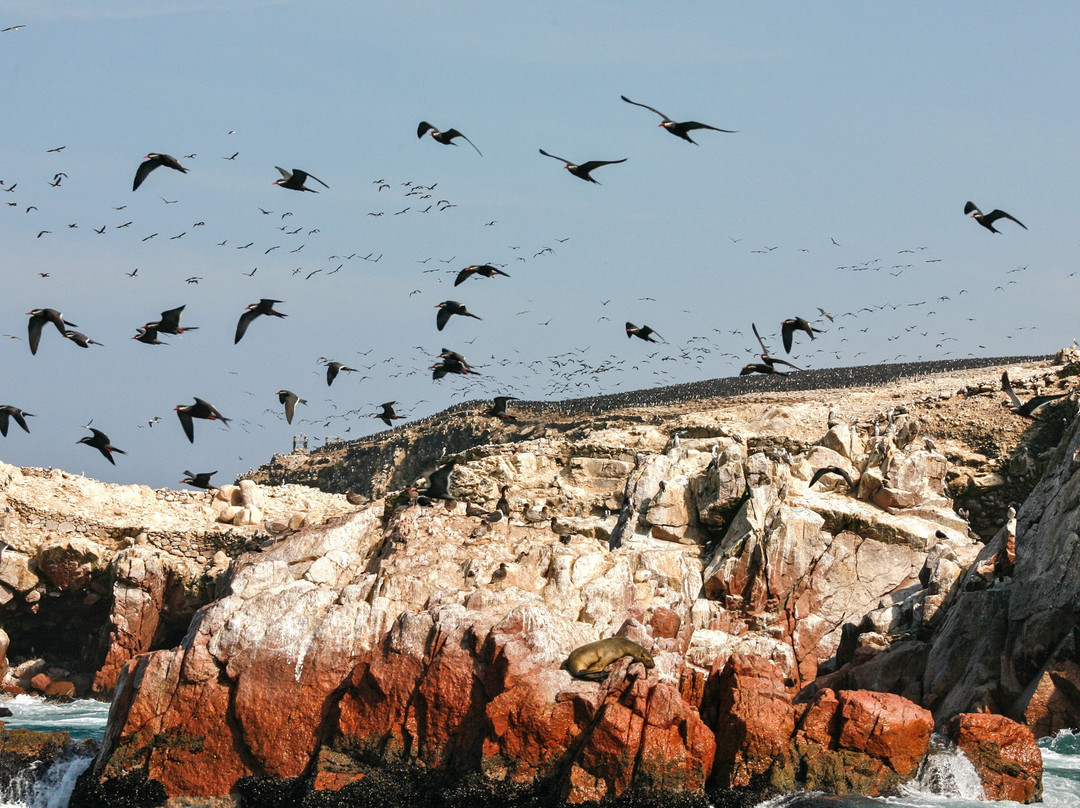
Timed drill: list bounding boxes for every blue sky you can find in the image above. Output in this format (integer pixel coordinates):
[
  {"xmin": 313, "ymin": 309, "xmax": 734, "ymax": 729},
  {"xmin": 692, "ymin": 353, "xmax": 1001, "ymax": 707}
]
[{"xmin": 1, "ymin": 2, "xmax": 1076, "ymax": 489}]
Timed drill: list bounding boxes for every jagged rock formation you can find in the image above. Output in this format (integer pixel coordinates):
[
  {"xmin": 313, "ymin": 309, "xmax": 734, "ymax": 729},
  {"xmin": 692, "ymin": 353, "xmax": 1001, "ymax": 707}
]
[{"xmin": 57, "ymin": 355, "xmax": 1075, "ymax": 804}]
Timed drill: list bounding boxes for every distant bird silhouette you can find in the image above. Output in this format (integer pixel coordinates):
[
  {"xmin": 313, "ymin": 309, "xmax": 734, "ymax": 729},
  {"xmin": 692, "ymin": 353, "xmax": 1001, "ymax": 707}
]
[
  {"xmin": 626, "ymin": 322, "xmax": 663, "ymax": 343},
  {"xmin": 620, "ymin": 95, "xmax": 736, "ymax": 143},
  {"xmin": 487, "ymin": 396, "xmax": 518, "ymax": 420},
  {"xmin": 235, "ymin": 299, "xmax": 286, "ymax": 343},
  {"xmin": 417, "ymin": 121, "xmax": 482, "ymax": 156},
  {"xmin": 964, "ymin": 201, "xmax": 1026, "ymax": 234},
  {"xmin": 539, "ymin": 149, "xmax": 626, "ymax": 183},
  {"xmin": 436, "ymin": 300, "xmax": 482, "ymax": 331},
  {"xmin": 27, "ymin": 309, "xmax": 76, "ymax": 355},
  {"xmin": 740, "ymin": 363, "xmax": 788, "ymax": 376},
  {"xmin": 273, "ymin": 167, "xmax": 328, "ymax": 192},
  {"xmin": 781, "ymin": 317, "xmax": 824, "ymax": 354},
  {"xmin": 276, "ymin": 390, "xmax": 305, "ymax": 424},
  {"xmin": 78, "ymin": 428, "xmax": 125, "ymax": 465},
  {"xmin": 326, "ymin": 361, "xmax": 357, "ymax": 386},
  {"xmin": 454, "ymin": 264, "xmax": 509, "ymax": 286},
  {"xmin": 175, "ymin": 397, "xmax": 230, "ymax": 443},
  {"xmin": 1001, "ymin": 371, "xmax": 1068, "ymax": 418},
  {"xmin": 63, "ymin": 330, "xmax": 103, "ymax": 348},
  {"xmin": 133, "ymin": 153, "xmax": 187, "ymax": 191},
  {"xmin": 375, "ymin": 401, "xmax": 405, "ymax": 427},
  {"xmin": 0, "ymin": 406, "xmax": 33, "ymax": 437},
  {"xmin": 181, "ymin": 470, "xmax": 217, "ymax": 490}
]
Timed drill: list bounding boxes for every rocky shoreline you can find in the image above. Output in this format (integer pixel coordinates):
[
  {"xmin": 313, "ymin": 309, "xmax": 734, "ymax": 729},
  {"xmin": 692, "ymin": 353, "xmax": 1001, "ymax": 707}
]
[{"xmin": 0, "ymin": 353, "xmax": 1076, "ymax": 805}]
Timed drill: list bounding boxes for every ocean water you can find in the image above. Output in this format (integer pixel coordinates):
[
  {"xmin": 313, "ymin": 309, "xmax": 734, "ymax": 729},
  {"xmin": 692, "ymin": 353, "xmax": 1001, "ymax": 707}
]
[{"xmin": 0, "ymin": 697, "xmax": 1076, "ymax": 808}]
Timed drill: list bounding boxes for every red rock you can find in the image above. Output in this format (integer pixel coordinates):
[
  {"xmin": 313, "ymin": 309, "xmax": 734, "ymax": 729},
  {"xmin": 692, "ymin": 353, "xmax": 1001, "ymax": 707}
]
[
  {"xmin": 28, "ymin": 673, "xmax": 50, "ymax": 694},
  {"xmin": 708, "ymin": 654, "xmax": 795, "ymax": 788},
  {"xmin": 649, "ymin": 606, "xmax": 681, "ymax": 639},
  {"xmin": 44, "ymin": 681, "xmax": 75, "ymax": 699},
  {"xmin": 836, "ymin": 690, "xmax": 932, "ymax": 776},
  {"xmin": 1021, "ymin": 660, "xmax": 1080, "ymax": 738},
  {"xmin": 947, "ymin": 713, "xmax": 1042, "ymax": 803}
]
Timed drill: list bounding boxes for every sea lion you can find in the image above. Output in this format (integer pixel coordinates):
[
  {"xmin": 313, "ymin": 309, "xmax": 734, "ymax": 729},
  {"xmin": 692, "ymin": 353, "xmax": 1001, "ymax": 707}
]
[{"xmin": 564, "ymin": 638, "xmax": 655, "ymax": 681}]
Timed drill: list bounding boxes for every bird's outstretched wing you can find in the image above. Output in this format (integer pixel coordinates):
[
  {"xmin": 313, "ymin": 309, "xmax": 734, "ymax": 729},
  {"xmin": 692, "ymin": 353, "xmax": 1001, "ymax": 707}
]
[
  {"xmin": 620, "ymin": 95, "xmax": 672, "ymax": 122},
  {"xmin": 538, "ymin": 148, "xmax": 570, "ymax": 164}
]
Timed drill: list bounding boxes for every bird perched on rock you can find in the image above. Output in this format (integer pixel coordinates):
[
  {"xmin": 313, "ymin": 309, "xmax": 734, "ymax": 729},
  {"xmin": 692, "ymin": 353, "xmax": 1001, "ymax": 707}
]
[
  {"xmin": 276, "ymin": 390, "xmax": 306, "ymax": 424},
  {"xmin": 620, "ymin": 95, "xmax": 736, "ymax": 143},
  {"xmin": 325, "ymin": 361, "xmax": 358, "ymax": 386},
  {"xmin": 181, "ymin": 470, "xmax": 217, "ymax": 490},
  {"xmin": 454, "ymin": 264, "xmax": 509, "ymax": 286},
  {"xmin": 964, "ymin": 201, "xmax": 1026, "ymax": 234},
  {"xmin": 63, "ymin": 330, "xmax": 103, "ymax": 348},
  {"xmin": 235, "ymin": 299, "xmax": 286, "ymax": 343},
  {"xmin": 1001, "ymin": 371, "xmax": 1068, "ymax": 419},
  {"xmin": 272, "ymin": 166, "xmax": 328, "ymax": 192},
  {"xmin": 133, "ymin": 153, "xmax": 187, "ymax": 192},
  {"xmin": 175, "ymin": 397, "xmax": 230, "ymax": 443},
  {"xmin": 781, "ymin": 317, "xmax": 824, "ymax": 354},
  {"xmin": 374, "ymin": 401, "xmax": 405, "ymax": 427},
  {"xmin": 0, "ymin": 406, "xmax": 33, "ymax": 437},
  {"xmin": 417, "ymin": 121, "xmax": 482, "ymax": 156},
  {"xmin": 539, "ymin": 149, "xmax": 626, "ymax": 183},
  {"xmin": 27, "ymin": 308, "xmax": 75, "ymax": 355},
  {"xmin": 626, "ymin": 322, "xmax": 663, "ymax": 343},
  {"xmin": 487, "ymin": 396, "xmax": 518, "ymax": 420},
  {"xmin": 77, "ymin": 428, "xmax": 125, "ymax": 465},
  {"xmin": 435, "ymin": 300, "xmax": 481, "ymax": 331}
]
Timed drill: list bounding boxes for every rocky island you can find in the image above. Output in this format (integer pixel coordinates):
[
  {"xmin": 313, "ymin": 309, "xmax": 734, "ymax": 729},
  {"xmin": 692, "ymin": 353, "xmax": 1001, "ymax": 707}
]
[{"xmin": 1, "ymin": 354, "xmax": 1075, "ymax": 806}]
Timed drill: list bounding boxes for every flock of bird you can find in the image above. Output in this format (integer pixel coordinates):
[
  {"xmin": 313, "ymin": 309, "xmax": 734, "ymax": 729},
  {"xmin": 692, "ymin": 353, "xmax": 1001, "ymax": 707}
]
[{"xmin": 1, "ymin": 76, "xmax": 1038, "ymax": 490}]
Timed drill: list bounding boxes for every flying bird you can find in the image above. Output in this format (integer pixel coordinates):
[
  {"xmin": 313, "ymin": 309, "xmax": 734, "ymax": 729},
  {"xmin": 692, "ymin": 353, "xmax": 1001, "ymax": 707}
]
[
  {"xmin": 417, "ymin": 121, "xmax": 482, "ymax": 156},
  {"xmin": 454, "ymin": 264, "xmax": 509, "ymax": 286},
  {"xmin": 1001, "ymin": 371, "xmax": 1068, "ymax": 418},
  {"xmin": 175, "ymin": 398, "xmax": 231, "ymax": 443},
  {"xmin": 752, "ymin": 323, "xmax": 801, "ymax": 371},
  {"xmin": 149, "ymin": 305, "xmax": 198, "ymax": 335},
  {"xmin": 626, "ymin": 322, "xmax": 663, "ymax": 343},
  {"xmin": 375, "ymin": 401, "xmax": 405, "ymax": 427},
  {"xmin": 487, "ymin": 396, "xmax": 518, "ymax": 420},
  {"xmin": 27, "ymin": 309, "xmax": 76, "ymax": 355},
  {"xmin": 181, "ymin": 470, "xmax": 218, "ymax": 490},
  {"xmin": 272, "ymin": 167, "xmax": 328, "ymax": 192},
  {"xmin": 435, "ymin": 300, "xmax": 482, "ymax": 331},
  {"xmin": 133, "ymin": 153, "xmax": 187, "ymax": 192},
  {"xmin": 416, "ymin": 461, "xmax": 455, "ymax": 502},
  {"xmin": 0, "ymin": 406, "xmax": 33, "ymax": 437},
  {"xmin": 620, "ymin": 95, "xmax": 736, "ymax": 143},
  {"xmin": 132, "ymin": 325, "xmax": 166, "ymax": 345},
  {"xmin": 538, "ymin": 149, "xmax": 626, "ymax": 183},
  {"xmin": 77, "ymin": 428, "xmax": 126, "ymax": 465},
  {"xmin": 235, "ymin": 299, "xmax": 286, "ymax": 343},
  {"xmin": 276, "ymin": 390, "xmax": 306, "ymax": 424},
  {"xmin": 740, "ymin": 363, "xmax": 788, "ymax": 377},
  {"xmin": 63, "ymin": 330, "xmax": 103, "ymax": 348},
  {"xmin": 325, "ymin": 361, "xmax": 358, "ymax": 386},
  {"xmin": 781, "ymin": 317, "xmax": 824, "ymax": 354},
  {"xmin": 431, "ymin": 349, "xmax": 476, "ymax": 379},
  {"xmin": 964, "ymin": 201, "xmax": 1026, "ymax": 234}
]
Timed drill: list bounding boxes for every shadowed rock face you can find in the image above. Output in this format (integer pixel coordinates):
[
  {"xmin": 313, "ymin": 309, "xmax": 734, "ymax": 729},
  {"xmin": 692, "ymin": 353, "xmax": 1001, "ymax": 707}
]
[{"xmin": 19, "ymin": 356, "xmax": 1080, "ymax": 804}]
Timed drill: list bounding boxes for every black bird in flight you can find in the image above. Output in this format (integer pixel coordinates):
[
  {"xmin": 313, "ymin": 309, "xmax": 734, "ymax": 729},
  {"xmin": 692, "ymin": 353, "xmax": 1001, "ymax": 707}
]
[
  {"xmin": 781, "ymin": 317, "xmax": 824, "ymax": 354},
  {"xmin": 620, "ymin": 95, "xmax": 736, "ymax": 143},
  {"xmin": 77, "ymin": 428, "xmax": 126, "ymax": 465},
  {"xmin": 538, "ymin": 149, "xmax": 626, "ymax": 183},
  {"xmin": 435, "ymin": 300, "xmax": 481, "ymax": 331},
  {"xmin": 375, "ymin": 401, "xmax": 405, "ymax": 427},
  {"xmin": 0, "ymin": 406, "xmax": 33, "ymax": 437},
  {"xmin": 132, "ymin": 325, "xmax": 166, "ymax": 345},
  {"xmin": 487, "ymin": 396, "xmax": 518, "ymax": 420},
  {"xmin": 276, "ymin": 390, "xmax": 306, "ymax": 424},
  {"xmin": 149, "ymin": 305, "xmax": 198, "ymax": 335},
  {"xmin": 27, "ymin": 308, "xmax": 76, "ymax": 355},
  {"xmin": 626, "ymin": 322, "xmax": 663, "ymax": 343},
  {"xmin": 181, "ymin": 470, "xmax": 218, "ymax": 490},
  {"xmin": 964, "ymin": 201, "xmax": 1026, "ymax": 234},
  {"xmin": 752, "ymin": 323, "xmax": 801, "ymax": 371},
  {"xmin": 235, "ymin": 299, "xmax": 286, "ymax": 343},
  {"xmin": 273, "ymin": 167, "xmax": 328, "ymax": 192},
  {"xmin": 63, "ymin": 330, "xmax": 103, "ymax": 348},
  {"xmin": 325, "ymin": 361, "xmax": 357, "ymax": 386},
  {"xmin": 454, "ymin": 264, "xmax": 509, "ymax": 286},
  {"xmin": 417, "ymin": 122, "xmax": 482, "ymax": 156},
  {"xmin": 1001, "ymin": 371, "xmax": 1068, "ymax": 418},
  {"xmin": 740, "ymin": 363, "xmax": 788, "ymax": 377},
  {"xmin": 415, "ymin": 461, "xmax": 455, "ymax": 502},
  {"xmin": 133, "ymin": 153, "xmax": 187, "ymax": 192},
  {"xmin": 175, "ymin": 398, "xmax": 230, "ymax": 443}
]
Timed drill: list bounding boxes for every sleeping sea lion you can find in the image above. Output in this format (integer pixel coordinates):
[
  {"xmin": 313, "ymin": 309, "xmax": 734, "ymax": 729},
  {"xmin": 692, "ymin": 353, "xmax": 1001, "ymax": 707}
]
[{"xmin": 564, "ymin": 638, "xmax": 655, "ymax": 681}]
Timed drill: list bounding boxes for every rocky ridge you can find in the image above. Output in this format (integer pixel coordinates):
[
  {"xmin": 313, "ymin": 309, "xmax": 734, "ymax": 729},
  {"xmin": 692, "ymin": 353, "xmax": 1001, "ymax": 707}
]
[{"xmin": 0, "ymin": 354, "xmax": 1074, "ymax": 805}]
